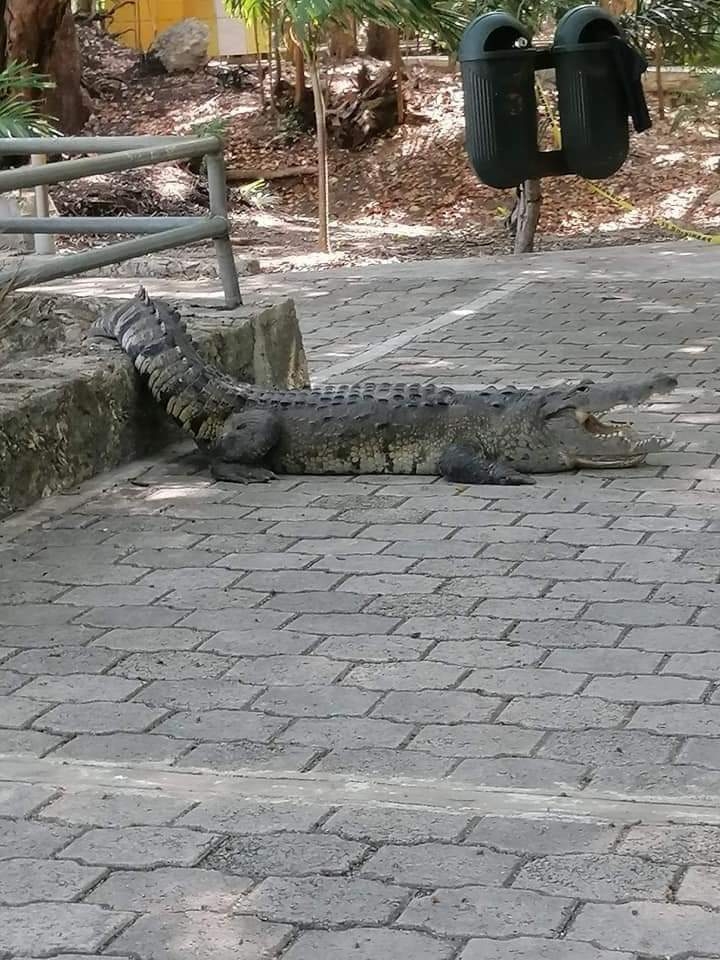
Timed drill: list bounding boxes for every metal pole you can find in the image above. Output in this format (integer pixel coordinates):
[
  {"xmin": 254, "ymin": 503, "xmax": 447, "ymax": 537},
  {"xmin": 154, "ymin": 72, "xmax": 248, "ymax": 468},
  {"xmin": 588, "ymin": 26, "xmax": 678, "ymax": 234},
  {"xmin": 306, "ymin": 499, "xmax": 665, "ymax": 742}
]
[
  {"xmin": 0, "ymin": 138, "xmax": 219, "ymax": 192},
  {"xmin": 0, "ymin": 220, "xmax": 227, "ymax": 290},
  {"xmin": 0, "ymin": 215, "xmax": 208, "ymax": 234},
  {"xmin": 206, "ymin": 150, "xmax": 242, "ymax": 309},
  {"xmin": 30, "ymin": 155, "xmax": 55, "ymax": 255},
  {"xmin": 0, "ymin": 135, "xmax": 208, "ymax": 155}
]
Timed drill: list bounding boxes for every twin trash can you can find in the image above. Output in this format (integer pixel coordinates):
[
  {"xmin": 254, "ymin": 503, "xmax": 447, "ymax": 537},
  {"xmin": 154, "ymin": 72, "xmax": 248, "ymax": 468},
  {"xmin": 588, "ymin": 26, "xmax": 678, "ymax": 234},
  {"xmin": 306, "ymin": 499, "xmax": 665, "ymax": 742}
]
[{"xmin": 458, "ymin": 4, "xmax": 652, "ymax": 190}]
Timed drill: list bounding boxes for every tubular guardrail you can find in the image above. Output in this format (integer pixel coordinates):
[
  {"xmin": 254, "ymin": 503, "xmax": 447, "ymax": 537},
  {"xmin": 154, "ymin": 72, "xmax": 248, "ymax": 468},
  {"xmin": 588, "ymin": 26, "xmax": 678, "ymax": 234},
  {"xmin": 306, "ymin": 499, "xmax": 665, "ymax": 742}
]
[{"xmin": 0, "ymin": 135, "xmax": 242, "ymax": 307}]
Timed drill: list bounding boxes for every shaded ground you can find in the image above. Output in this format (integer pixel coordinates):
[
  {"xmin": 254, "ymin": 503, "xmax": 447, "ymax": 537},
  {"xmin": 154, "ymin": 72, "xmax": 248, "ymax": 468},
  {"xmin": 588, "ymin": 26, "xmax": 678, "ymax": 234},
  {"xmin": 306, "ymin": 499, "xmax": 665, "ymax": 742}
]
[{"xmin": 59, "ymin": 24, "xmax": 720, "ymax": 270}]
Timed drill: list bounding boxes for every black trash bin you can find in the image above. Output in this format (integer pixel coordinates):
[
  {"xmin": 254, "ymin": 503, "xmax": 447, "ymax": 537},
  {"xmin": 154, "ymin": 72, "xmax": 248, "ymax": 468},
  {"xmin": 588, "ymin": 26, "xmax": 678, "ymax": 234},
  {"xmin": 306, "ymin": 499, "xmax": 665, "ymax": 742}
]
[
  {"xmin": 553, "ymin": 4, "xmax": 651, "ymax": 179},
  {"xmin": 458, "ymin": 12, "xmax": 538, "ymax": 189}
]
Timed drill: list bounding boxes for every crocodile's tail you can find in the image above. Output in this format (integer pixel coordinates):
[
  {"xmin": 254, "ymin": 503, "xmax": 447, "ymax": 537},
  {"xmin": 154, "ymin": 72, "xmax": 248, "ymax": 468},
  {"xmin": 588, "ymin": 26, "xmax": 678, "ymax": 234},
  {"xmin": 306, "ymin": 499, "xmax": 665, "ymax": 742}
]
[{"xmin": 93, "ymin": 287, "xmax": 249, "ymax": 442}]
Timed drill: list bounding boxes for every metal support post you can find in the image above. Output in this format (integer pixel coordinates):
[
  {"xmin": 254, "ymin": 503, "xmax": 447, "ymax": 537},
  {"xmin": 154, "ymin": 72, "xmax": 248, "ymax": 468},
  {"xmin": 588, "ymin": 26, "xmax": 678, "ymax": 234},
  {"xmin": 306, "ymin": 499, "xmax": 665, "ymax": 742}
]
[
  {"xmin": 30, "ymin": 155, "xmax": 55, "ymax": 255},
  {"xmin": 206, "ymin": 150, "xmax": 242, "ymax": 308}
]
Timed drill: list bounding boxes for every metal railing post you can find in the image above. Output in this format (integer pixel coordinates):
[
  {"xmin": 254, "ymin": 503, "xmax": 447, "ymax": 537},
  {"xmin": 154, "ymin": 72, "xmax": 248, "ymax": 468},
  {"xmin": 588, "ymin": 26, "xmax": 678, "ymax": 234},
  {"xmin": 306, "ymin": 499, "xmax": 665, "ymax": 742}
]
[
  {"xmin": 30, "ymin": 155, "xmax": 55, "ymax": 255},
  {"xmin": 206, "ymin": 149, "xmax": 242, "ymax": 309}
]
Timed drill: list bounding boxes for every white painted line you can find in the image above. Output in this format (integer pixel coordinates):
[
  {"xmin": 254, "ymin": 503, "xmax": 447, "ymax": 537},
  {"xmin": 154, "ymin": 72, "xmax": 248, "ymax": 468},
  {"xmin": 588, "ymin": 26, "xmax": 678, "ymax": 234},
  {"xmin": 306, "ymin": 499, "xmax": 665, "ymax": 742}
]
[
  {"xmin": 316, "ymin": 275, "xmax": 529, "ymax": 382},
  {"xmin": 5, "ymin": 755, "xmax": 720, "ymax": 826}
]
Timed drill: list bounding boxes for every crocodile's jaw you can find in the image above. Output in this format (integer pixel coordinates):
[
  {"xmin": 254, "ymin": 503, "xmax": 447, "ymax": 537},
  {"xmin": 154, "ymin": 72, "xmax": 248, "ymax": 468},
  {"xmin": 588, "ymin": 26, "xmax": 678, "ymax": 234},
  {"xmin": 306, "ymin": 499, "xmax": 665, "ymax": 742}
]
[{"xmin": 546, "ymin": 406, "xmax": 673, "ymax": 470}]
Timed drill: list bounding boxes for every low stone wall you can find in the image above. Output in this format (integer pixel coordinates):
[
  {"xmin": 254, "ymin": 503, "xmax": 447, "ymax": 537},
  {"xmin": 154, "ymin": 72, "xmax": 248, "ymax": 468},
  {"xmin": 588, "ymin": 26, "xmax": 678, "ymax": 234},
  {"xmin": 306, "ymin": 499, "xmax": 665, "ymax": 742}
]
[{"xmin": 0, "ymin": 292, "xmax": 308, "ymax": 516}]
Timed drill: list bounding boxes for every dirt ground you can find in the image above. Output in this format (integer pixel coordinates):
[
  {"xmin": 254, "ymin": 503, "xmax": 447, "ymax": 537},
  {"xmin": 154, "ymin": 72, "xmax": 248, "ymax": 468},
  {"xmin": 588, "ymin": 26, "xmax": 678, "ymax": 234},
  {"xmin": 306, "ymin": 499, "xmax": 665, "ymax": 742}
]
[{"xmin": 64, "ymin": 23, "xmax": 720, "ymax": 271}]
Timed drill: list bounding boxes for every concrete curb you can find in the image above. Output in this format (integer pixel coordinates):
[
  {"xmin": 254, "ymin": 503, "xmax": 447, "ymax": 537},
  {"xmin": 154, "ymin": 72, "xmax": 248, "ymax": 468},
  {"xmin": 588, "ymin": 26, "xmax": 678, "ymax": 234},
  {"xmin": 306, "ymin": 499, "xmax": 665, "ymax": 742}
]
[{"xmin": 0, "ymin": 292, "xmax": 308, "ymax": 516}]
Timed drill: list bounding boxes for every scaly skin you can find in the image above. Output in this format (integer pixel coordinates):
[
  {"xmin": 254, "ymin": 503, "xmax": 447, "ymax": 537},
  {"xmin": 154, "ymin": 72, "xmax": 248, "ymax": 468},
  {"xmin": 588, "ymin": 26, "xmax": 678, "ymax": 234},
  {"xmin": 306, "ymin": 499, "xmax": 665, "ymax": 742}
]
[{"xmin": 94, "ymin": 288, "xmax": 677, "ymax": 485}]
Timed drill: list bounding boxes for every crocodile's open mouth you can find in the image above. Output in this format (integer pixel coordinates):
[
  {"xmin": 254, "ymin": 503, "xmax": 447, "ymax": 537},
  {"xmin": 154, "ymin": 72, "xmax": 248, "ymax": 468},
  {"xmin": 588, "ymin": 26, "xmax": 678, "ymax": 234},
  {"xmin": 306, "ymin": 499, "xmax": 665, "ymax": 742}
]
[{"xmin": 574, "ymin": 407, "xmax": 673, "ymax": 466}]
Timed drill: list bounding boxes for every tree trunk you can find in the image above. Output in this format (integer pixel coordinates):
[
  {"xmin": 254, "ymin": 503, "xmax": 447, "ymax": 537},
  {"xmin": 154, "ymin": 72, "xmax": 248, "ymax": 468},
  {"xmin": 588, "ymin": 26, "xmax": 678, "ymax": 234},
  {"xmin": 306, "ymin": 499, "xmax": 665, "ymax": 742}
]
[
  {"xmin": 252, "ymin": 17, "xmax": 266, "ymax": 110},
  {"xmin": 309, "ymin": 54, "xmax": 330, "ymax": 253},
  {"xmin": 2, "ymin": 0, "xmax": 89, "ymax": 133},
  {"xmin": 365, "ymin": 23, "xmax": 395, "ymax": 60},
  {"xmin": 292, "ymin": 37, "xmax": 306, "ymax": 107},
  {"xmin": 655, "ymin": 35, "xmax": 665, "ymax": 120},
  {"xmin": 513, "ymin": 178, "xmax": 542, "ymax": 253},
  {"xmin": 390, "ymin": 28, "xmax": 404, "ymax": 125},
  {"xmin": 327, "ymin": 18, "xmax": 357, "ymax": 61}
]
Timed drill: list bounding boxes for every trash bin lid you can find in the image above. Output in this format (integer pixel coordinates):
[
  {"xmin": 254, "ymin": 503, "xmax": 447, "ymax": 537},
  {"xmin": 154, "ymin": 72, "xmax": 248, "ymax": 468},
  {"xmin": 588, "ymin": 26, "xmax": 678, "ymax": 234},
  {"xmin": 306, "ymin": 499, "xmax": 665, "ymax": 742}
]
[
  {"xmin": 458, "ymin": 11, "xmax": 531, "ymax": 61},
  {"xmin": 554, "ymin": 4, "xmax": 622, "ymax": 45}
]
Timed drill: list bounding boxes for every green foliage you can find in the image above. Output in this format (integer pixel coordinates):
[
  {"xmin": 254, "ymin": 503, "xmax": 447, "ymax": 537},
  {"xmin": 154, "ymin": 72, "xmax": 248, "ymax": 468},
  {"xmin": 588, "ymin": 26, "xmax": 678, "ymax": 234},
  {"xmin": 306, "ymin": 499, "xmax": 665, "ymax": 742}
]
[
  {"xmin": 189, "ymin": 116, "xmax": 232, "ymax": 141},
  {"xmin": 0, "ymin": 62, "xmax": 58, "ymax": 138},
  {"xmin": 620, "ymin": 0, "xmax": 720, "ymax": 64}
]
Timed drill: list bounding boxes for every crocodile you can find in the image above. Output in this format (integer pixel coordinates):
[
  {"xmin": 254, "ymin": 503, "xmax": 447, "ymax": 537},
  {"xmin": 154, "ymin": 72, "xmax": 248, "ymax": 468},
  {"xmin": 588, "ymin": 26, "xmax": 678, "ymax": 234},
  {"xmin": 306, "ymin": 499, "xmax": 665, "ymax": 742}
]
[{"xmin": 93, "ymin": 287, "xmax": 677, "ymax": 485}]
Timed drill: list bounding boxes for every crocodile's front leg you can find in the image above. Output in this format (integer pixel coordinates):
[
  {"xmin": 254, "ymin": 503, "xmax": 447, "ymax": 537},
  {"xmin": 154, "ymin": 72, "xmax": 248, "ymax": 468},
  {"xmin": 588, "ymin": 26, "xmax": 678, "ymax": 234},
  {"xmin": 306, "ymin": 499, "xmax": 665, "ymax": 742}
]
[
  {"xmin": 438, "ymin": 445, "xmax": 535, "ymax": 485},
  {"xmin": 210, "ymin": 409, "xmax": 281, "ymax": 484}
]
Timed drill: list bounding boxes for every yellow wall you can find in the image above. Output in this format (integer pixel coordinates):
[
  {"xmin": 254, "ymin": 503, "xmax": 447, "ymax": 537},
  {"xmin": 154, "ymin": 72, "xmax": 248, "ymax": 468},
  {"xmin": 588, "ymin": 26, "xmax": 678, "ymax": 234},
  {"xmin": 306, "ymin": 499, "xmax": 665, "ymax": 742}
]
[{"xmin": 109, "ymin": 0, "xmax": 267, "ymax": 57}]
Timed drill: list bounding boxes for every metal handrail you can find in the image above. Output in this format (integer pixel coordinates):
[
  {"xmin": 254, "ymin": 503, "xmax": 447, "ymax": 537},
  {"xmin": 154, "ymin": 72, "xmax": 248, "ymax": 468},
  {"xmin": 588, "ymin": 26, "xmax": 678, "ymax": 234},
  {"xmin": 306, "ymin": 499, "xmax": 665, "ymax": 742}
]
[{"xmin": 0, "ymin": 135, "xmax": 242, "ymax": 307}]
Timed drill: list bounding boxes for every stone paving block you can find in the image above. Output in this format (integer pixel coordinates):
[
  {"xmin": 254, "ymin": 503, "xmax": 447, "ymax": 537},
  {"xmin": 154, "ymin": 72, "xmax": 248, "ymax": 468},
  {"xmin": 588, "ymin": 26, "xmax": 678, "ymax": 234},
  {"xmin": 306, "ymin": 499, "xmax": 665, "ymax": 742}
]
[
  {"xmin": 0, "ymin": 903, "xmax": 133, "ymax": 957},
  {"xmin": 588, "ymin": 762, "xmax": 720, "ymax": 800},
  {"xmin": 583, "ymin": 601, "xmax": 693, "ymax": 626},
  {"xmin": 323, "ymin": 806, "xmax": 471, "ymax": 843},
  {"xmin": 0, "ymin": 728, "xmax": 62, "ymax": 757},
  {"xmin": 178, "ymin": 797, "xmax": 330, "ymax": 834},
  {"xmin": 512, "ymin": 853, "xmax": 674, "ymax": 901},
  {"xmin": 394, "ymin": 616, "xmax": 512, "ymax": 640},
  {"xmin": 460, "ymin": 667, "xmax": 584, "ymax": 697},
  {"xmin": 252, "ymin": 683, "xmax": 381, "ymax": 718},
  {"xmin": 677, "ymin": 865, "xmax": 720, "ymax": 905},
  {"xmin": 372, "ymin": 690, "xmax": 502, "ymax": 723},
  {"xmin": 365, "ymin": 594, "xmax": 476, "ymax": 618},
  {"xmin": 223, "ymin": 655, "xmax": 347, "ymax": 685},
  {"xmin": 59, "ymin": 584, "xmax": 169, "ymax": 606},
  {"xmin": 58, "ymin": 826, "xmax": 218, "ymax": 867},
  {"xmin": 0, "ymin": 780, "xmax": 56, "ymax": 816},
  {"xmin": 316, "ymin": 746, "xmax": 455, "ymax": 779},
  {"xmin": 622, "ymin": 625, "xmax": 720, "ymax": 652},
  {"xmin": 583, "ymin": 674, "xmax": 709, "ymax": 703},
  {"xmin": 137, "ymin": 568, "xmax": 240, "ymax": 593},
  {"xmin": 396, "ymin": 885, "xmax": 572, "ymax": 938},
  {"xmin": 615, "ymin": 560, "xmax": 718, "ymax": 582},
  {"xmin": 441, "ymin": 576, "xmax": 549, "ymax": 599},
  {"xmin": 511, "ymin": 621, "xmax": 622, "ymax": 648},
  {"xmin": 619, "ymin": 823, "xmax": 720, "ymax": 863},
  {"xmin": 312, "ymin": 553, "xmax": 415, "ymax": 573},
  {"xmin": 202, "ymin": 629, "xmax": 316, "ymax": 656},
  {"xmin": 498, "ymin": 695, "xmax": 629, "ymax": 729},
  {"xmin": 428, "ymin": 640, "xmax": 543, "ymax": 669},
  {"xmin": 0, "ymin": 817, "xmax": 78, "ymax": 859},
  {"xmin": 291, "ymin": 613, "xmax": 400, "ymax": 635},
  {"xmin": 3, "ymin": 645, "xmax": 122, "ymax": 675},
  {"xmin": 219, "ymin": 551, "xmax": 317, "ymax": 570},
  {"xmin": 53, "ymin": 732, "xmax": 192, "ymax": 763},
  {"xmin": 664, "ymin": 652, "xmax": 720, "ymax": 676},
  {"xmin": 344, "ymin": 662, "xmax": 466, "ymax": 691},
  {"xmin": 288, "ymin": 537, "xmax": 388, "ymax": 555},
  {"xmin": 133, "ymin": 679, "xmax": 259, "ymax": 711},
  {"xmin": 155, "ymin": 708, "xmax": 287, "ymax": 742},
  {"xmin": 177, "ymin": 740, "xmax": 319, "ymax": 773},
  {"xmin": 35, "ymin": 701, "xmax": 167, "ymax": 735},
  {"xmin": 466, "ymin": 816, "xmax": 621, "ymax": 854},
  {"xmin": 87, "ymin": 866, "xmax": 253, "ymax": 912},
  {"xmin": 106, "ymin": 911, "xmax": 293, "ymax": 960},
  {"xmin": 283, "ymin": 928, "xmax": 455, "ymax": 960},
  {"xmin": 476, "ymin": 599, "xmax": 584, "ymax": 621},
  {"xmin": 18, "ymin": 674, "xmax": 143, "ymax": 703},
  {"xmin": 542, "ymin": 647, "xmax": 664, "ymax": 674},
  {"xmin": 629, "ymin": 704, "xmax": 720, "ymax": 735},
  {"xmin": 567, "ymin": 900, "xmax": 720, "ymax": 954},
  {"xmin": 315, "ymin": 634, "xmax": 433, "ymax": 661},
  {"xmin": 237, "ymin": 874, "xmax": 410, "ymax": 925},
  {"xmin": 39, "ymin": 788, "xmax": 193, "ymax": 827},
  {"xmin": 537, "ymin": 729, "xmax": 676, "ymax": 765},
  {"xmin": 361, "ymin": 841, "xmax": 517, "ymax": 888},
  {"xmin": 279, "ymin": 716, "xmax": 410, "ymax": 749},
  {"xmin": 460, "ymin": 939, "xmax": 633, "ymax": 960},
  {"xmin": 0, "ymin": 694, "xmax": 52, "ymax": 728},
  {"xmin": 0, "ymin": 669, "xmax": 25, "ymax": 695},
  {"xmin": 451, "ymin": 757, "xmax": 585, "ymax": 790},
  {"xmin": 204, "ymin": 831, "xmax": 368, "ymax": 877},
  {"xmin": 0, "ymin": 602, "xmax": 83, "ymax": 626},
  {"xmin": 676, "ymin": 738, "xmax": 720, "ymax": 767},
  {"xmin": 382, "ymin": 538, "xmax": 479, "ymax": 558},
  {"xmin": 409, "ymin": 723, "xmax": 543, "ymax": 758},
  {"xmin": 178, "ymin": 608, "xmax": 291, "ymax": 631},
  {"xmin": 547, "ymin": 580, "xmax": 652, "ymax": 602},
  {"xmin": 0, "ymin": 857, "xmax": 106, "ymax": 904},
  {"xmin": 78, "ymin": 605, "xmax": 184, "ymax": 628},
  {"xmin": 111, "ymin": 651, "xmax": 234, "ymax": 680},
  {"xmin": 161, "ymin": 587, "xmax": 268, "ymax": 611}
]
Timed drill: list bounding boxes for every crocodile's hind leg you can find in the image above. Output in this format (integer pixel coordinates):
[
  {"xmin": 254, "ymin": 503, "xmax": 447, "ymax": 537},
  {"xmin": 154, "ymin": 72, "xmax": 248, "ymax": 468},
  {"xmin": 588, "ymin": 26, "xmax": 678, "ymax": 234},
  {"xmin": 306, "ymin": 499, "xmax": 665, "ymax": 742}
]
[
  {"xmin": 210, "ymin": 409, "xmax": 281, "ymax": 484},
  {"xmin": 438, "ymin": 445, "xmax": 535, "ymax": 485}
]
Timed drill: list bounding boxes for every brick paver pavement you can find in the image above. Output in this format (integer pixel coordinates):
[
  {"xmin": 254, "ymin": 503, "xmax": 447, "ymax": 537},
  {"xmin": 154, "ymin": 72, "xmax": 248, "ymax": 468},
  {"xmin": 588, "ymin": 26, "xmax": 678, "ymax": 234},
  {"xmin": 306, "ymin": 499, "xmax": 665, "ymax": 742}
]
[{"xmin": 2, "ymin": 241, "xmax": 720, "ymax": 958}]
